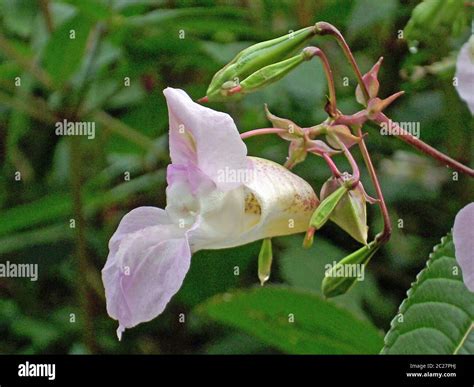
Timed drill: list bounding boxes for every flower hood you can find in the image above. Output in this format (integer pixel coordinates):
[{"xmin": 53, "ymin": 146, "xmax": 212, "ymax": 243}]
[{"xmin": 102, "ymin": 87, "xmax": 318, "ymax": 339}]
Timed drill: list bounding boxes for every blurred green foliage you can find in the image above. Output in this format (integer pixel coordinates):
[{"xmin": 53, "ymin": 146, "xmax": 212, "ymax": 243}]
[{"xmin": 0, "ymin": 0, "xmax": 472, "ymax": 354}]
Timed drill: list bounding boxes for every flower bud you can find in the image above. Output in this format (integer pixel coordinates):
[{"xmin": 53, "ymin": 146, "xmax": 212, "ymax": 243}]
[
  {"xmin": 355, "ymin": 57, "xmax": 383, "ymax": 105},
  {"xmin": 204, "ymin": 27, "xmax": 317, "ymax": 102},
  {"xmin": 322, "ymin": 241, "xmax": 379, "ymax": 297},
  {"xmin": 325, "ymin": 125, "xmax": 360, "ymax": 150},
  {"xmin": 258, "ymin": 238, "xmax": 273, "ymax": 286},
  {"xmin": 366, "ymin": 91, "xmax": 404, "ymax": 119},
  {"xmin": 320, "ymin": 177, "xmax": 368, "ymax": 244},
  {"xmin": 286, "ymin": 139, "xmax": 308, "ymax": 169},
  {"xmin": 264, "ymin": 104, "xmax": 304, "ymax": 140}
]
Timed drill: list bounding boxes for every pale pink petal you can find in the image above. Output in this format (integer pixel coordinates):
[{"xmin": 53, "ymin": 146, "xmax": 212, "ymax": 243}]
[
  {"xmin": 102, "ymin": 224, "xmax": 191, "ymax": 339},
  {"xmin": 108, "ymin": 207, "xmax": 172, "ymax": 256},
  {"xmin": 455, "ymin": 38, "xmax": 474, "ymax": 115},
  {"xmin": 163, "ymin": 87, "xmax": 249, "ymax": 190},
  {"xmin": 453, "ymin": 202, "xmax": 474, "ymax": 292}
]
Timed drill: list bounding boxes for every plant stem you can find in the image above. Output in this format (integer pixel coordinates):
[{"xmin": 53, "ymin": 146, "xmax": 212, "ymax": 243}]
[
  {"xmin": 322, "ymin": 153, "xmax": 342, "ymax": 177},
  {"xmin": 240, "ymin": 127, "xmax": 288, "ymax": 139},
  {"xmin": 305, "ymin": 46, "xmax": 337, "ymax": 116},
  {"xmin": 315, "ymin": 22, "xmax": 370, "ymax": 103},
  {"xmin": 69, "ymin": 136, "xmax": 97, "ymax": 353},
  {"xmin": 0, "ymin": 33, "xmax": 53, "ymax": 90},
  {"xmin": 73, "ymin": 22, "xmax": 106, "ymax": 116},
  {"xmin": 375, "ymin": 113, "xmax": 474, "ymax": 177},
  {"xmin": 355, "ymin": 126, "xmax": 392, "ymax": 243},
  {"xmin": 0, "ymin": 90, "xmax": 56, "ymax": 123},
  {"xmin": 39, "ymin": 0, "xmax": 54, "ymax": 33},
  {"xmin": 327, "ymin": 132, "xmax": 360, "ymax": 186}
]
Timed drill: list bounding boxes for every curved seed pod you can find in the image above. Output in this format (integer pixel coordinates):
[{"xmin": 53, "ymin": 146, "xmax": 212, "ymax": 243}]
[
  {"xmin": 238, "ymin": 50, "xmax": 310, "ymax": 94},
  {"xmin": 205, "ymin": 27, "xmax": 316, "ymax": 102},
  {"xmin": 320, "ymin": 177, "xmax": 368, "ymax": 244},
  {"xmin": 322, "ymin": 241, "xmax": 379, "ymax": 297},
  {"xmin": 309, "ymin": 184, "xmax": 348, "ymax": 230}
]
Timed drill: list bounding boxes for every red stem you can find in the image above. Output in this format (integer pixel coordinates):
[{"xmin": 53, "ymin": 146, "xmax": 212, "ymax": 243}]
[
  {"xmin": 305, "ymin": 46, "xmax": 337, "ymax": 116},
  {"xmin": 315, "ymin": 22, "xmax": 370, "ymax": 103},
  {"xmin": 375, "ymin": 113, "xmax": 474, "ymax": 177},
  {"xmin": 356, "ymin": 126, "xmax": 392, "ymax": 243},
  {"xmin": 321, "ymin": 153, "xmax": 342, "ymax": 177}
]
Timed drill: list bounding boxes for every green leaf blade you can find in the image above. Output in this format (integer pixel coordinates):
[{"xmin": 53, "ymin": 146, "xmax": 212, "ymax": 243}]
[
  {"xmin": 42, "ymin": 15, "xmax": 94, "ymax": 87},
  {"xmin": 196, "ymin": 286, "xmax": 383, "ymax": 354},
  {"xmin": 382, "ymin": 233, "xmax": 474, "ymax": 354}
]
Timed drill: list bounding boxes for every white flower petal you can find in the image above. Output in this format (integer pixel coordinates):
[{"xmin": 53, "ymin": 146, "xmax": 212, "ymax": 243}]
[
  {"xmin": 163, "ymin": 87, "xmax": 249, "ymax": 190},
  {"xmin": 453, "ymin": 202, "xmax": 474, "ymax": 292},
  {"xmin": 455, "ymin": 37, "xmax": 474, "ymax": 115},
  {"xmin": 103, "ymin": 224, "xmax": 191, "ymax": 339}
]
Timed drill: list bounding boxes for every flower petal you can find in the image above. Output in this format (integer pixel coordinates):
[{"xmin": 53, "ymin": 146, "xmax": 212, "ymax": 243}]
[
  {"xmin": 163, "ymin": 87, "xmax": 249, "ymax": 190},
  {"xmin": 455, "ymin": 37, "xmax": 474, "ymax": 115},
  {"xmin": 453, "ymin": 202, "xmax": 474, "ymax": 292},
  {"xmin": 210, "ymin": 157, "xmax": 318, "ymax": 248},
  {"xmin": 108, "ymin": 207, "xmax": 172, "ymax": 256},
  {"xmin": 103, "ymin": 206, "xmax": 191, "ymax": 340}
]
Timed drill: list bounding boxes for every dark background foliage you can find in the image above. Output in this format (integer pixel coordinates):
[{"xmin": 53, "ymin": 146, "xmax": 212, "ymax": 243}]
[{"xmin": 0, "ymin": 0, "xmax": 472, "ymax": 354}]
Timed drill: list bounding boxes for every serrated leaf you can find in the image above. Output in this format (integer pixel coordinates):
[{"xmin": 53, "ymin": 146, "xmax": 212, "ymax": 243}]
[
  {"xmin": 196, "ymin": 286, "xmax": 383, "ymax": 354},
  {"xmin": 382, "ymin": 233, "xmax": 474, "ymax": 354}
]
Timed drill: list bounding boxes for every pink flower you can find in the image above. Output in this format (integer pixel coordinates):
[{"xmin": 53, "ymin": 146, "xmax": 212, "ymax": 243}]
[
  {"xmin": 453, "ymin": 202, "xmax": 474, "ymax": 292},
  {"xmin": 102, "ymin": 88, "xmax": 318, "ymax": 339},
  {"xmin": 455, "ymin": 37, "xmax": 474, "ymax": 115}
]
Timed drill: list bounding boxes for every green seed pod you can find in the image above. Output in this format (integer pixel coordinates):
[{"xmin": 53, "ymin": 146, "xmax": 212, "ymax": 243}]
[
  {"xmin": 309, "ymin": 184, "xmax": 348, "ymax": 230},
  {"xmin": 205, "ymin": 27, "xmax": 316, "ymax": 101},
  {"xmin": 258, "ymin": 238, "xmax": 273, "ymax": 286},
  {"xmin": 322, "ymin": 241, "xmax": 379, "ymax": 298},
  {"xmin": 238, "ymin": 50, "xmax": 310, "ymax": 93},
  {"xmin": 320, "ymin": 177, "xmax": 368, "ymax": 244}
]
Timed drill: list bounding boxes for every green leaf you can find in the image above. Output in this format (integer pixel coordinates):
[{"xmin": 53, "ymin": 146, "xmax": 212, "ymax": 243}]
[
  {"xmin": 0, "ymin": 0, "xmax": 39, "ymax": 38},
  {"xmin": 64, "ymin": 0, "xmax": 111, "ymax": 21},
  {"xmin": 279, "ymin": 235, "xmax": 396, "ymax": 321},
  {"xmin": 177, "ymin": 242, "xmax": 257, "ymax": 307},
  {"xmin": 0, "ymin": 171, "xmax": 165, "ymax": 238},
  {"xmin": 123, "ymin": 7, "xmax": 247, "ymax": 28},
  {"xmin": 196, "ymin": 286, "xmax": 383, "ymax": 354},
  {"xmin": 404, "ymin": 0, "xmax": 468, "ymax": 43},
  {"xmin": 0, "ymin": 224, "xmax": 73, "ymax": 254},
  {"xmin": 347, "ymin": 0, "xmax": 398, "ymax": 38},
  {"xmin": 382, "ymin": 233, "xmax": 474, "ymax": 354},
  {"xmin": 42, "ymin": 15, "xmax": 94, "ymax": 86}
]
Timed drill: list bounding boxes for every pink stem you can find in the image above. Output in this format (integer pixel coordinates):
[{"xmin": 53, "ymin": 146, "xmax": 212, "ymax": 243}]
[
  {"xmin": 240, "ymin": 127, "xmax": 287, "ymax": 139},
  {"xmin": 374, "ymin": 113, "xmax": 474, "ymax": 177},
  {"xmin": 321, "ymin": 152, "xmax": 342, "ymax": 177},
  {"xmin": 356, "ymin": 125, "xmax": 392, "ymax": 243},
  {"xmin": 341, "ymin": 143, "xmax": 360, "ymax": 188}
]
